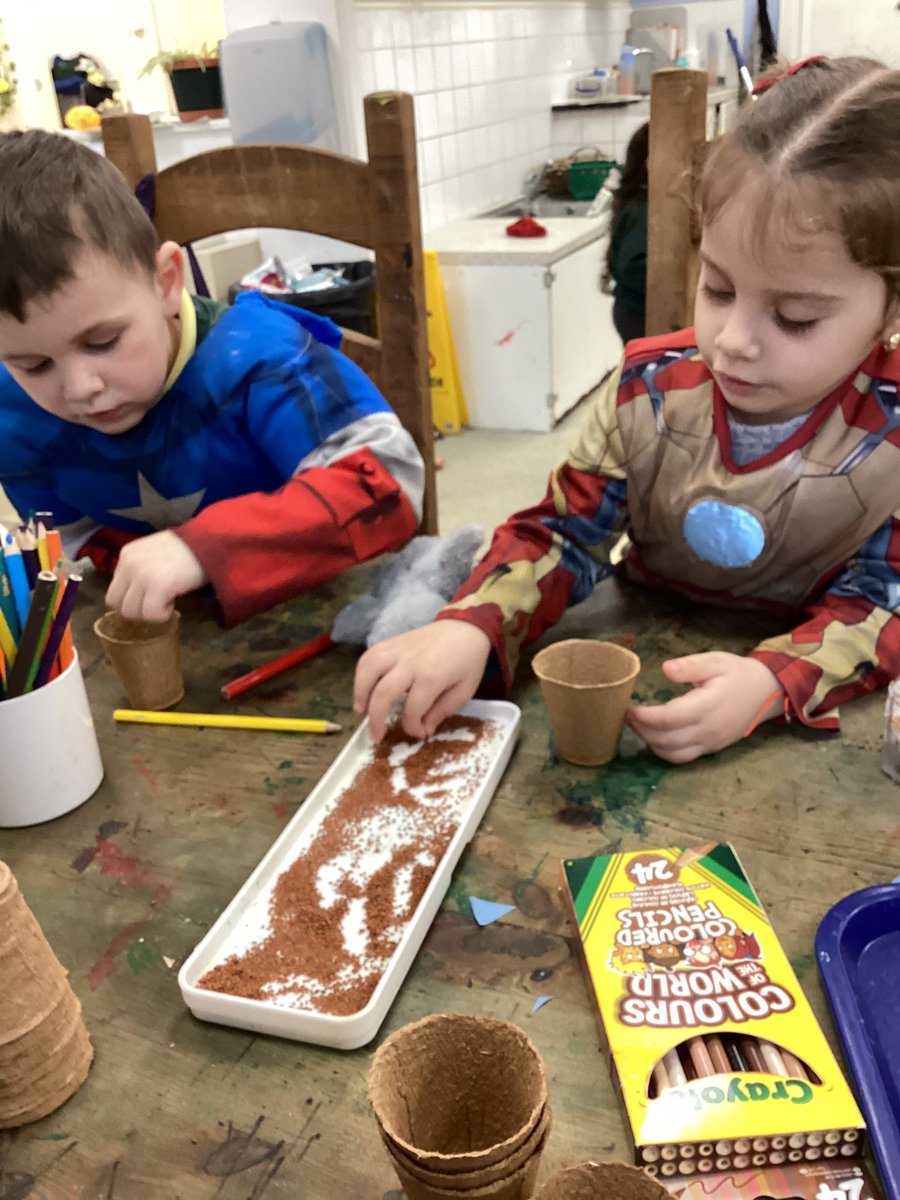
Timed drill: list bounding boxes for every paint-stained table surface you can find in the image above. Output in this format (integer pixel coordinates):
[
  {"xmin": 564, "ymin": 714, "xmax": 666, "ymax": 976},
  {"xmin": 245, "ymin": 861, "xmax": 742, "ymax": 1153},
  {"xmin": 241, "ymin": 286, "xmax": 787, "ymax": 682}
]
[{"xmin": 1, "ymin": 568, "xmax": 895, "ymax": 1198}]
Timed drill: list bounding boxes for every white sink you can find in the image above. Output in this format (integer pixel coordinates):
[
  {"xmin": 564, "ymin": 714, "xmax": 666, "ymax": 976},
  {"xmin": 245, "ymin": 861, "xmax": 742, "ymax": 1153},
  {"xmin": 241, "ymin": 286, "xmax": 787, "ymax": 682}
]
[{"xmin": 478, "ymin": 196, "xmax": 599, "ymax": 219}]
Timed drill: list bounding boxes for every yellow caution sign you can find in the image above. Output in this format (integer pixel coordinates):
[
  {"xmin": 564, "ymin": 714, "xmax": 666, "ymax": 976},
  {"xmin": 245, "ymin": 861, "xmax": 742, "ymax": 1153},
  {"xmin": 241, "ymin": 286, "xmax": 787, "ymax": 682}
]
[{"xmin": 424, "ymin": 249, "xmax": 468, "ymax": 434}]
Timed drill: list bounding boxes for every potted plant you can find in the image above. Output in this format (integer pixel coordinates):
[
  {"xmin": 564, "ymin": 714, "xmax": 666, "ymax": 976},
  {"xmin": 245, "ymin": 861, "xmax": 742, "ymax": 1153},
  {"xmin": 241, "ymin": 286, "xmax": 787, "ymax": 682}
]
[
  {"xmin": 139, "ymin": 43, "xmax": 223, "ymax": 122},
  {"xmin": 0, "ymin": 24, "xmax": 18, "ymax": 125}
]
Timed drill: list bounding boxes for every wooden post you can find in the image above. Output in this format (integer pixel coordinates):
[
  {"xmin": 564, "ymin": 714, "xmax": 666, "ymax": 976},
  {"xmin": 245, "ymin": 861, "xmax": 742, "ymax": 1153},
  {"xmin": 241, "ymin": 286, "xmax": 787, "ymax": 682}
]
[
  {"xmin": 646, "ymin": 69, "xmax": 708, "ymax": 336},
  {"xmin": 365, "ymin": 92, "xmax": 437, "ymax": 535},
  {"xmin": 100, "ymin": 114, "xmax": 158, "ymax": 189}
]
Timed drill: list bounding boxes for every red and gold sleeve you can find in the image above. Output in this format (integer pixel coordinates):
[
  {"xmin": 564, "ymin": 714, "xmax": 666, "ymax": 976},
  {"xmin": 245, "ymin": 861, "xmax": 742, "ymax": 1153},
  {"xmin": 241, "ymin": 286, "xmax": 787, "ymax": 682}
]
[
  {"xmin": 751, "ymin": 513, "xmax": 900, "ymax": 728},
  {"xmin": 436, "ymin": 365, "xmax": 631, "ymax": 692}
]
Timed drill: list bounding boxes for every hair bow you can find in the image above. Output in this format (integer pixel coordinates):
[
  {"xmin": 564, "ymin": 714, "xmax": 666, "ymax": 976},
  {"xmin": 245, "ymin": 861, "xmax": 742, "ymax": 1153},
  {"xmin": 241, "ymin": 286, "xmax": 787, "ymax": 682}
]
[{"xmin": 751, "ymin": 55, "xmax": 827, "ymax": 97}]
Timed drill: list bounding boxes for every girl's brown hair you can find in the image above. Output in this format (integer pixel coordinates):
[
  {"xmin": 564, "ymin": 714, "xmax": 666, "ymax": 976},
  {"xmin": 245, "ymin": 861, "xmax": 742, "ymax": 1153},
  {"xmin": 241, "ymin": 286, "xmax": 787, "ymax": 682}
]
[{"xmin": 700, "ymin": 57, "xmax": 900, "ymax": 305}]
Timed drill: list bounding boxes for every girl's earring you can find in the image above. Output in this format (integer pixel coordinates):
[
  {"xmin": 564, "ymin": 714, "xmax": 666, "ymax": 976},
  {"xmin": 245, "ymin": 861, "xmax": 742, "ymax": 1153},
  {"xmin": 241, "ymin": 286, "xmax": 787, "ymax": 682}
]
[{"xmin": 885, "ymin": 331, "xmax": 900, "ymax": 353}]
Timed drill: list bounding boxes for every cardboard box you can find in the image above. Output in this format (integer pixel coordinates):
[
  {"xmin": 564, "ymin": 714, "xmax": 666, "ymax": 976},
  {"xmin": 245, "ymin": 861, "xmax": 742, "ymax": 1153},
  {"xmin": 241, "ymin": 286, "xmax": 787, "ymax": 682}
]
[{"xmin": 561, "ymin": 843, "xmax": 865, "ymax": 1174}]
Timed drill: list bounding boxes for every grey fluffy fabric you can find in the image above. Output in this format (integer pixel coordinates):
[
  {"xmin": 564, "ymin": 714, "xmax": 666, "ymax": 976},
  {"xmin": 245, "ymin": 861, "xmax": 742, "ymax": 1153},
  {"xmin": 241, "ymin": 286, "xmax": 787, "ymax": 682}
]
[{"xmin": 332, "ymin": 524, "xmax": 485, "ymax": 647}]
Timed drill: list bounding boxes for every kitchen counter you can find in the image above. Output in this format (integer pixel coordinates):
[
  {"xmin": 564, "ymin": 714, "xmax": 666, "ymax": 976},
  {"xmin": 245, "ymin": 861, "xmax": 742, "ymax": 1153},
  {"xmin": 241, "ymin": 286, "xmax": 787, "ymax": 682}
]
[
  {"xmin": 426, "ymin": 204, "xmax": 611, "ymax": 268},
  {"xmin": 551, "ymin": 84, "xmax": 735, "ymax": 112}
]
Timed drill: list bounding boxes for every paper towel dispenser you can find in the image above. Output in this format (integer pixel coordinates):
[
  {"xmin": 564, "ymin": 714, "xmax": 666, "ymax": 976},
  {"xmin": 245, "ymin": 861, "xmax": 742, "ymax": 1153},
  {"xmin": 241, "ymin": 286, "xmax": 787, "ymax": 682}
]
[{"xmin": 220, "ymin": 21, "xmax": 339, "ymax": 150}]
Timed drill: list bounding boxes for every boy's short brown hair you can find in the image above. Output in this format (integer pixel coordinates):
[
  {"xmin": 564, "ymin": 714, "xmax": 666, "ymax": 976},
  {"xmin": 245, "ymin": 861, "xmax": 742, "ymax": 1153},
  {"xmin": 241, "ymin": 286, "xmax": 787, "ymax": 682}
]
[{"xmin": 0, "ymin": 130, "xmax": 159, "ymax": 322}]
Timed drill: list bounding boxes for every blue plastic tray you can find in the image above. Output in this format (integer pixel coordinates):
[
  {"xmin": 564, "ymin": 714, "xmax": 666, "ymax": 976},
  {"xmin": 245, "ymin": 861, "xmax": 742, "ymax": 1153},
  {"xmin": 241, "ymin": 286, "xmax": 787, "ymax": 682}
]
[{"xmin": 817, "ymin": 882, "xmax": 900, "ymax": 1200}]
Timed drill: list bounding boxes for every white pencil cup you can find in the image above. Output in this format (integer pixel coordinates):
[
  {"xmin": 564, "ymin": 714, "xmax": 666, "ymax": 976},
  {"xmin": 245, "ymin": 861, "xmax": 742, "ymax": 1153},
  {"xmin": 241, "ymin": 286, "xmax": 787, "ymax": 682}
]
[{"xmin": 0, "ymin": 652, "xmax": 104, "ymax": 827}]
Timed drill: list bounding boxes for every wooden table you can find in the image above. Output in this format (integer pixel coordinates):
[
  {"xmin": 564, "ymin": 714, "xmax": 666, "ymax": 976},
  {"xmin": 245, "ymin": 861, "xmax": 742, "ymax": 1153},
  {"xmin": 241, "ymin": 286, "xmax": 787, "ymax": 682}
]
[{"xmin": 1, "ymin": 569, "xmax": 895, "ymax": 1198}]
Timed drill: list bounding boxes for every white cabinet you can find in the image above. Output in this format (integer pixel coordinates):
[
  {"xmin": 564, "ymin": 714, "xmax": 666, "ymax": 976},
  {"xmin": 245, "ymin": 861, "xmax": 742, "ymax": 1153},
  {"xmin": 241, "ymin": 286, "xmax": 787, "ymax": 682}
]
[
  {"xmin": 434, "ymin": 224, "xmax": 621, "ymax": 432},
  {"xmin": 549, "ymin": 235, "xmax": 620, "ymax": 425}
]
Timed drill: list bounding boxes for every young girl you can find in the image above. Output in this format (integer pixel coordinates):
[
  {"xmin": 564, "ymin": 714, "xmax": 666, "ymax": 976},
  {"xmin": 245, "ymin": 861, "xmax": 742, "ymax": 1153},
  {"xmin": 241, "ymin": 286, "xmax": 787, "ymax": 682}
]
[{"xmin": 355, "ymin": 56, "xmax": 900, "ymax": 764}]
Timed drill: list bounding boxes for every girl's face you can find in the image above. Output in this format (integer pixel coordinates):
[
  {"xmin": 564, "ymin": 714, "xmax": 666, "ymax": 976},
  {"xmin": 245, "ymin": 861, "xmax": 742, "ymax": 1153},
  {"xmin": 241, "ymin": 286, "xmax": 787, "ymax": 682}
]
[{"xmin": 695, "ymin": 193, "xmax": 896, "ymax": 423}]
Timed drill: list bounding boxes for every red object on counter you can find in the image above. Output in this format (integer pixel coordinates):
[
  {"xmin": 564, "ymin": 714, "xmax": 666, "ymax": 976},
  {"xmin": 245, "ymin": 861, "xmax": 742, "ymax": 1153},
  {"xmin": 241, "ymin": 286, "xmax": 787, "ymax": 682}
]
[{"xmin": 506, "ymin": 216, "xmax": 548, "ymax": 238}]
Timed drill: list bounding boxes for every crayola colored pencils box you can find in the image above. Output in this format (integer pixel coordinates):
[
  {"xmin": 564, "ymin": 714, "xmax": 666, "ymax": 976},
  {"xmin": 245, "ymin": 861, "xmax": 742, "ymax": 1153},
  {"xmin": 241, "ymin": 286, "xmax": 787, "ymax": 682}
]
[{"xmin": 561, "ymin": 844, "xmax": 864, "ymax": 1175}]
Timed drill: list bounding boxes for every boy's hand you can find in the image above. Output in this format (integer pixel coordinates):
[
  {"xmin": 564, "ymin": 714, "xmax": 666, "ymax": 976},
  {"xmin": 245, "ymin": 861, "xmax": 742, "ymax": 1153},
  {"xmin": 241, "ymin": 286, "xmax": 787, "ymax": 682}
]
[
  {"xmin": 105, "ymin": 531, "xmax": 208, "ymax": 623},
  {"xmin": 625, "ymin": 652, "xmax": 783, "ymax": 764},
  {"xmin": 353, "ymin": 620, "xmax": 492, "ymax": 743}
]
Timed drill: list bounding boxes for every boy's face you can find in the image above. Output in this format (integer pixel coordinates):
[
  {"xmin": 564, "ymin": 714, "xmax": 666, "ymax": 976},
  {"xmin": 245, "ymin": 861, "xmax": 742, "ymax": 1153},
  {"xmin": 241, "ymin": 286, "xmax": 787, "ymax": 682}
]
[
  {"xmin": 0, "ymin": 243, "xmax": 183, "ymax": 435},
  {"xmin": 695, "ymin": 194, "xmax": 896, "ymax": 423}
]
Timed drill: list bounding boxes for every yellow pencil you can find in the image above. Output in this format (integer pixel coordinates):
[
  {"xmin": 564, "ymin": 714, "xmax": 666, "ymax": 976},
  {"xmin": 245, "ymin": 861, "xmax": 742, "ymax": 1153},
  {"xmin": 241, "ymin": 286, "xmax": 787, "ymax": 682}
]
[
  {"xmin": 0, "ymin": 608, "xmax": 16, "ymax": 666},
  {"xmin": 36, "ymin": 521, "xmax": 50, "ymax": 572},
  {"xmin": 113, "ymin": 709, "xmax": 341, "ymax": 734}
]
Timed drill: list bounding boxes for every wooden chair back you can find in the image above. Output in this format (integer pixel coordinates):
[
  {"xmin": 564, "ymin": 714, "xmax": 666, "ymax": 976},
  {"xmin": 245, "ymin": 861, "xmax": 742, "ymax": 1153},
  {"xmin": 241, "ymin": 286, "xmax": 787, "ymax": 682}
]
[
  {"xmin": 102, "ymin": 93, "xmax": 436, "ymax": 532},
  {"xmin": 645, "ymin": 69, "xmax": 710, "ymax": 336}
]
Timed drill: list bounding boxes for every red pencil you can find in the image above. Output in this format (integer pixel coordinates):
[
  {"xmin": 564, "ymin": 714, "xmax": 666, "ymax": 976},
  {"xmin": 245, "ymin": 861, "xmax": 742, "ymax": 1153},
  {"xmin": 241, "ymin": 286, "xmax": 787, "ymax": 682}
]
[{"xmin": 221, "ymin": 632, "xmax": 335, "ymax": 700}]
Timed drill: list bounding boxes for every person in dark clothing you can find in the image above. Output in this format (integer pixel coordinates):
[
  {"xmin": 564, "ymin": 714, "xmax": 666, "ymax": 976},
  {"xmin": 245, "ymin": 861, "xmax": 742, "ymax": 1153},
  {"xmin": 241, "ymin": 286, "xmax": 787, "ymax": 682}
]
[{"xmin": 607, "ymin": 122, "xmax": 649, "ymax": 345}]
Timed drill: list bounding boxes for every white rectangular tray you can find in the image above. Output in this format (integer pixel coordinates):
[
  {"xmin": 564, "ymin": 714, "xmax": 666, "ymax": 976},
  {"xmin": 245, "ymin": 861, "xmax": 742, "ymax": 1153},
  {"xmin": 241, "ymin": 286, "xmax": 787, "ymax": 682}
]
[{"xmin": 178, "ymin": 700, "xmax": 520, "ymax": 1049}]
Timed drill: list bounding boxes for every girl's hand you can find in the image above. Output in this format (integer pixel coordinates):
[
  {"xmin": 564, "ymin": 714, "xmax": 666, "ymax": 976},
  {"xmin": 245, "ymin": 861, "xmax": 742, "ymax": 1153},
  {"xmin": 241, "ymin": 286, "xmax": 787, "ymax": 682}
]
[
  {"xmin": 625, "ymin": 652, "xmax": 783, "ymax": 764},
  {"xmin": 105, "ymin": 531, "xmax": 208, "ymax": 623},
  {"xmin": 353, "ymin": 620, "xmax": 492, "ymax": 742}
]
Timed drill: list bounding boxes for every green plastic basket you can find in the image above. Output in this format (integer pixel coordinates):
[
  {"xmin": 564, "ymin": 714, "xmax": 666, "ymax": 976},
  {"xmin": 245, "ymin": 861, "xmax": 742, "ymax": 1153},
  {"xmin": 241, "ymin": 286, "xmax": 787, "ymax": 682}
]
[{"xmin": 567, "ymin": 159, "xmax": 617, "ymax": 200}]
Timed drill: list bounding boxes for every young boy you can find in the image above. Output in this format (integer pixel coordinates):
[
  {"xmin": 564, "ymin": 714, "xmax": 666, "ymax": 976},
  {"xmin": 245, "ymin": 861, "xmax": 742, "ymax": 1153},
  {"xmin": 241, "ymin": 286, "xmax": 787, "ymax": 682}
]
[{"xmin": 0, "ymin": 131, "xmax": 424, "ymax": 627}]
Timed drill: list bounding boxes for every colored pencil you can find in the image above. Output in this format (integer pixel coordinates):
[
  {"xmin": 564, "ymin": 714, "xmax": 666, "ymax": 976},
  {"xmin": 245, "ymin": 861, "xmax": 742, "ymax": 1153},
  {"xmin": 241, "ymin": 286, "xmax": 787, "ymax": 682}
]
[
  {"xmin": 675, "ymin": 841, "xmax": 717, "ymax": 868},
  {"xmin": 0, "ymin": 607, "xmax": 17, "ymax": 666},
  {"xmin": 3, "ymin": 534, "xmax": 31, "ymax": 627},
  {"xmin": 685, "ymin": 1036, "xmax": 716, "ymax": 1079},
  {"xmin": 33, "ymin": 574, "xmax": 82, "ymax": 689},
  {"xmin": 723, "ymin": 1034, "xmax": 749, "ymax": 1072},
  {"xmin": 705, "ymin": 1034, "xmax": 731, "ymax": 1075},
  {"xmin": 6, "ymin": 571, "xmax": 58, "ymax": 698},
  {"xmin": 16, "ymin": 527, "xmax": 39, "ymax": 586},
  {"xmin": 47, "ymin": 553, "xmax": 75, "ymax": 671},
  {"xmin": 35, "ymin": 520, "xmax": 50, "ymax": 571},
  {"xmin": 0, "ymin": 651, "xmax": 7, "ymax": 699},
  {"xmin": 758, "ymin": 1038, "xmax": 787, "ymax": 1076},
  {"xmin": 0, "ymin": 539, "xmax": 20, "ymax": 639},
  {"xmin": 654, "ymin": 1046, "xmax": 686, "ymax": 1095},
  {"xmin": 221, "ymin": 632, "xmax": 335, "ymax": 699},
  {"xmin": 46, "ymin": 527, "xmax": 63, "ymax": 570},
  {"xmin": 113, "ymin": 710, "xmax": 342, "ymax": 734},
  {"xmin": 740, "ymin": 1036, "xmax": 766, "ymax": 1072},
  {"xmin": 780, "ymin": 1047, "xmax": 809, "ymax": 1080},
  {"xmin": 666, "ymin": 1046, "xmax": 687, "ymax": 1086},
  {"xmin": 678, "ymin": 1042, "xmax": 697, "ymax": 1080}
]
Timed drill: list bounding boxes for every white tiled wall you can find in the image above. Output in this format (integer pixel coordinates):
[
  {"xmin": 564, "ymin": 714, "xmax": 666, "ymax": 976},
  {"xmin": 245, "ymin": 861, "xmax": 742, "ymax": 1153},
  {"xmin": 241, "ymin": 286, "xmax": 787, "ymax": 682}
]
[
  {"xmin": 550, "ymin": 103, "xmax": 651, "ymax": 161},
  {"xmin": 354, "ymin": 0, "xmax": 742, "ymax": 233},
  {"xmin": 355, "ymin": 2, "xmax": 628, "ymax": 232}
]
